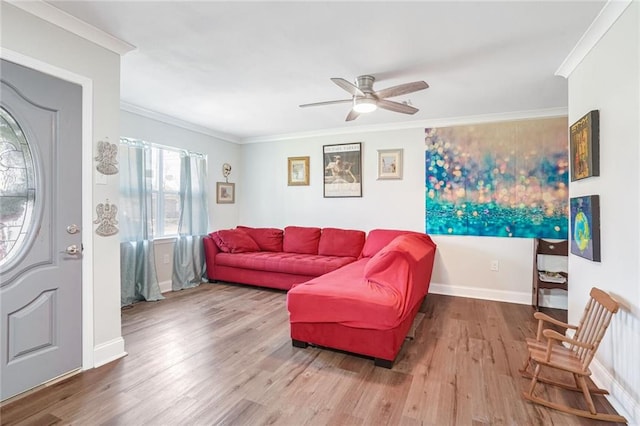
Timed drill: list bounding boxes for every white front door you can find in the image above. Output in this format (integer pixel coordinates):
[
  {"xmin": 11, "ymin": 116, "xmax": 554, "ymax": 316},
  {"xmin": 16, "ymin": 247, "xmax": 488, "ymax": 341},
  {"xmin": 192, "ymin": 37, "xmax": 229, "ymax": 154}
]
[{"xmin": 0, "ymin": 58, "xmax": 83, "ymax": 401}]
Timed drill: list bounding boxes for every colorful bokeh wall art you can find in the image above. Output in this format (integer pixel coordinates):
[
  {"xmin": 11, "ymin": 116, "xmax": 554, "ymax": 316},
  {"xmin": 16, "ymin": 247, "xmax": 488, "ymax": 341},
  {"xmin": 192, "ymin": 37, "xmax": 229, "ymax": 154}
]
[{"xmin": 425, "ymin": 117, "xmax": 569, "ymax": 238}]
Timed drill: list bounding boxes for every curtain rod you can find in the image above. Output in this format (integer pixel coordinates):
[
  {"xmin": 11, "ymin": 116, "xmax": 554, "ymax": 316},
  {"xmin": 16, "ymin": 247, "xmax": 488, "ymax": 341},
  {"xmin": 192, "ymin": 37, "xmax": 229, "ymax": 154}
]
[{"xmin": 120, "ymin": 136, "xmax": 206, "ymax": 158}]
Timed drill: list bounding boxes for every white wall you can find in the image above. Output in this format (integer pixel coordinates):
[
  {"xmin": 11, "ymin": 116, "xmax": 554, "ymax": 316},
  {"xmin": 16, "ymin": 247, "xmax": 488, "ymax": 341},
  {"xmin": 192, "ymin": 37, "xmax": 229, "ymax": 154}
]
[
  {"xmin": 153, "ymin": 239, "xmax": 175, "ymax": 293},
  {"xmin": 1, "ymin": 4, "xmax": 125, "ymax": 367},
  {"xmin": 566, "ymin": 2, "xmax": 639, "ymax": 422},
  {"xmin": 239, "ymin": 115, "xmax": 565, "ymax": 306},
  {"xmin": 239, "ymin": 128, "xmax": 424, "ymax": 229}
]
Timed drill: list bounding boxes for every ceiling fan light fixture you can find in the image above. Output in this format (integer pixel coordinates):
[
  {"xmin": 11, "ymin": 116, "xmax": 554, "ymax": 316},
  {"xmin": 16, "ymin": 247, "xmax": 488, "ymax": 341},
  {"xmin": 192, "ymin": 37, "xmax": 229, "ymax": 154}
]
[
  {"xmin": 353, "ymin": 97, "xmax": 377, "ymax": 113},
  {"xmin": 302, "ymin": 75, "xmax": 428, "ymax": 121}
]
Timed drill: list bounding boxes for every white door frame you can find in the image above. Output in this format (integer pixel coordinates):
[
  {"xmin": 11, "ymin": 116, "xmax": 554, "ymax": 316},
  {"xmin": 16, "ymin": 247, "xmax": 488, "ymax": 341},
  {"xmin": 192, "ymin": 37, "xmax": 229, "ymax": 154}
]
[{"xmin": 1, "ymin": 48, "xmax": 95, "ymax": 370}]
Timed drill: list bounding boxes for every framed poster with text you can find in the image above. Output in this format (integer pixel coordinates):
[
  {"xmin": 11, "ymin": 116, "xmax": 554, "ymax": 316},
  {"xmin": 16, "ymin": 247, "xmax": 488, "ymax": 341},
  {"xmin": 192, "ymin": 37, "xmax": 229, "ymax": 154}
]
[{"xmin": 323, "ymin": 143, "xmax": 362, "ymax": 197}]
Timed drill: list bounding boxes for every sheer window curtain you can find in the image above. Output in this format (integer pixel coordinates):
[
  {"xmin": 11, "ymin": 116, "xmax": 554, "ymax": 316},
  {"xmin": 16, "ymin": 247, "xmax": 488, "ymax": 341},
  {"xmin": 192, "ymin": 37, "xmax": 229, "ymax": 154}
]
[
  {"xmin": 119, "ymin": 139, "xmax": 164, "ymax": 306},
  {"xmin": 172, "ymin": 153, "xmax": 209, "ymax": 290}
]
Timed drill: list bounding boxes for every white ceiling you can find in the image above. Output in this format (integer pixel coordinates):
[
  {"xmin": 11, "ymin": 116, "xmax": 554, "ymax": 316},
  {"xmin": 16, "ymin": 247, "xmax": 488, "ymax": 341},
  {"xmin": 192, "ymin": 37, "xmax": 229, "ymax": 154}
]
[{"xmin": 48, "ymin": 1, "xmax": 605, "ymax": 142}]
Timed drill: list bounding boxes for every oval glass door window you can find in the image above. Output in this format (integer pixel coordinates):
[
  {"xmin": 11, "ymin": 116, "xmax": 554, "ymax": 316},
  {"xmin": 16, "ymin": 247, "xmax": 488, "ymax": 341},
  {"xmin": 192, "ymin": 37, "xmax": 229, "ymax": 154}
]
[{"xmin": 0, "ymin": 107, "xmax": 36, "ymax": 268}]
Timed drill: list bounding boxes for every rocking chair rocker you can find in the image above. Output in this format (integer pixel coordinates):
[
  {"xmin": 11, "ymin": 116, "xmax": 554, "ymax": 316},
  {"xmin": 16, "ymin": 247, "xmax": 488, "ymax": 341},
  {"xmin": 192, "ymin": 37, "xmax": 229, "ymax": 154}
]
[{"xmin": 520, "ymin": 287, "xmax": 627, "ymax": 423}]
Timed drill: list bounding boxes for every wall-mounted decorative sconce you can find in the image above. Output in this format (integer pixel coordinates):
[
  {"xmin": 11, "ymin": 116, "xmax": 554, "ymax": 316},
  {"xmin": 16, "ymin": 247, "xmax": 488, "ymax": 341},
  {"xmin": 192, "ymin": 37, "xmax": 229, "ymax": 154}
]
[
  {"xmin": 95, "ymin": 138, "xmax": 119, "ymax": 175},
  {"xmin": 93, "ymin": 199, "xmax": 119, "ymax": 236},
  {"xmin": 222, "ymin": 163, "xmax": 232, "ymax": 183}
]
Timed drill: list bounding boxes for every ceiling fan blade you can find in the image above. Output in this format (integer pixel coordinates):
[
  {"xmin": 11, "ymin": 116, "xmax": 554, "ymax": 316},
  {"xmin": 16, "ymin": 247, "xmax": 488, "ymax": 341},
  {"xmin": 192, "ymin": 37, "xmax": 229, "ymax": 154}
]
[
  {"xmin": 345, "ymin": 109, "xmax": 360, "ymax": 121},
  {"xmin": 376, "ymin": 81, "xmax": 429, "ymax": 99},
  {"xmin": 299, "ymin": 99, "xmax": 353, "ymax": 108},
  {"xmin": 331, "ymin": 78, "xmax": 365, "ymax": 97},
  {"xmin": 377, "ymin": 99, "xmax": 419, "ymax": 115}
]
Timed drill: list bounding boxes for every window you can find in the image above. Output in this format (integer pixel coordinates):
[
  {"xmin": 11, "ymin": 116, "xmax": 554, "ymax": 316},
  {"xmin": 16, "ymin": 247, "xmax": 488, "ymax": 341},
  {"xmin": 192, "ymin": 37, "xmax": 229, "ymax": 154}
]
[
  {"xmin": 120, "ymin": 138, "xmax": 207, "ymax": 239},
  {"xmin": 0, "ymin": 107, "xmax": 36, "ymax": 267},
  {"xmin": 150, "ymin": 146, "xmax": 181, "ymax": 237}
]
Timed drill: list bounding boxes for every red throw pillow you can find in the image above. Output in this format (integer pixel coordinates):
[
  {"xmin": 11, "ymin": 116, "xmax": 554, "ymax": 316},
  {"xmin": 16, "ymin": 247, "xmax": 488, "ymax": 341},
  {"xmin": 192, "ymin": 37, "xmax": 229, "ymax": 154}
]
[
  {"xmin": 318, "ymin": 228, "xmax": 365, "ymax": 258},
  {"xmin": 236, "ymin": 226, "xmax": 284, "ymax": 252},
  {"xmin": 364, "ymin": 233, "xmax": 436, "ymax": 287},
  {"xmin": 283, "ymin": 226, "xmax": 321, "ymax": 254},
  {"xmin": 361, "ymin": 229, "xmax": 422, "ymax": 258},
  {"xmin": 211, "ymin": 229, "xmax": 260, "ymax": 253},
  {"xmin": 363, "ymin": 240, "xmax": 405, "ymax": 279},
  {"xmin": 210, "ymin": 232, "xmax": 229, "ymax": 252}
]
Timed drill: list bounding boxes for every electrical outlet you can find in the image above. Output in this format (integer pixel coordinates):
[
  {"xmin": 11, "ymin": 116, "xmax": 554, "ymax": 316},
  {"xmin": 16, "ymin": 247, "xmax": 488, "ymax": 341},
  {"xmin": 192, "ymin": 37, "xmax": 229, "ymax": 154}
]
[
  {"xmin": 490, "ymin": 260, "xmax": 499, "ymax": 272},
  {"xmin": 163, "ymin": 254, "xmax": 170, "ymax": 264}
]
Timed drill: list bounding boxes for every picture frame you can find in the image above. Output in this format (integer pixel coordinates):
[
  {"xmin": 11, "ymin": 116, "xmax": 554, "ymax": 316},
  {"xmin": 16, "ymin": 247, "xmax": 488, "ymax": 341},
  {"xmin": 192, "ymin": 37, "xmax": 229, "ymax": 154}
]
[
  {"xmin": 287, "ymin": 156, "xmax": 310, "ymax": 186},
  {"xmin": 216, "ymin": 182, "xmax": 235, "ymax": 204},
  {"xmin": 570, "ymin": 110, "xmax": 599, "ymax": 181},
  {"xmin": 570, "ymin": 195, "xmax": 600, "ymax": 262},
  {"xmin": 377, "ymin": 149, "xmax": 403, "ymax": 180},
  {"xmin": 323, "ymin": 142, "xmax": 362, "ymax": 198}
]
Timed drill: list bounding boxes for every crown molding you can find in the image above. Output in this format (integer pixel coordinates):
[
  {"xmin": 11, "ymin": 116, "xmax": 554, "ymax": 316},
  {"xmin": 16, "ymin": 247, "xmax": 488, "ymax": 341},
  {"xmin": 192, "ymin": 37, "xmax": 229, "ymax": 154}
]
[
  {"xmin": 241, "ymin": 107, "xmax": 568, "ymax": 144},
  {"xmin": 8, "ymin": 1, "xmax": 136, "ymax": 55},
  {"xmin": 120, "ymin": 102, "xmax": 240, "ymax": 144},
  {"xmin": 121, "ymin": 103, "xmax": 566, "ymax": 145},
  {"xmin": 556, "ymin": 0, "xmax": 632, "ymax": 78}
]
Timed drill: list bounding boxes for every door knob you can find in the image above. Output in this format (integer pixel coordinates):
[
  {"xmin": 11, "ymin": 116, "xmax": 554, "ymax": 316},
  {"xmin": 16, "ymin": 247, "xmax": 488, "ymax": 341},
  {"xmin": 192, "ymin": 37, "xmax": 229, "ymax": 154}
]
[
  {"xmin": 66, "ymin": 224, "xmax": 80, "ymax": 234},
  {"xmin": 64, "ymin": 244, "xmax": 80, "ymax": 255}
]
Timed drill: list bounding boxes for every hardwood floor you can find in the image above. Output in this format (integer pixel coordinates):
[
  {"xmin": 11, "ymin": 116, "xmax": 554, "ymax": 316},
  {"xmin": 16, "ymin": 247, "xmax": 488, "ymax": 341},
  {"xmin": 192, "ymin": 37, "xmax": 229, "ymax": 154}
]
[{"xmin": 1, "ymin": 283, "xmax": 624, "ymax": 425}]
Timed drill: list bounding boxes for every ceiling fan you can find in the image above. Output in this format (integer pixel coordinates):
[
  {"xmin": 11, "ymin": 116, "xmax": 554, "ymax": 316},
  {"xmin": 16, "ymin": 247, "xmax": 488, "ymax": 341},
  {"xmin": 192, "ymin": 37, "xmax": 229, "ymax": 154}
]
[{"xmin": 299, "ymin": 75, "xmax": 429, "ymax": 121}]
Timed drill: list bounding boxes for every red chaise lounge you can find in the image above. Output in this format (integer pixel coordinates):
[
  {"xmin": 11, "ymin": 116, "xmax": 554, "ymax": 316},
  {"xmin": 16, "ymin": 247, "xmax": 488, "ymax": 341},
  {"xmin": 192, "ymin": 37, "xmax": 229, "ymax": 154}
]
[{"xmin": 286, "ymin": 230, "xmax": 437, "ymax": 368}]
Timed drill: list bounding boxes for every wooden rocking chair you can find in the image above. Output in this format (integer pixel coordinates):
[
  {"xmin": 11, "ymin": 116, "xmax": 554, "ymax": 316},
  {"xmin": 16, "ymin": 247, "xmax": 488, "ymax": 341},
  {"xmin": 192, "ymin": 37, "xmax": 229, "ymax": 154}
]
[{"xmin": 520, "ymin": 287, "xmax": 627, "ymax": 423}]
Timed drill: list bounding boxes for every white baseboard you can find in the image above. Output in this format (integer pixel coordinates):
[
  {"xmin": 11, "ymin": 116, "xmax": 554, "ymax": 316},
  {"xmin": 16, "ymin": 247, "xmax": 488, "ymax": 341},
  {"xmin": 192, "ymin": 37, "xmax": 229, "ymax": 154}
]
[
  {"xmin": 429, "ymin": 283, "xmax": 569, "ymax": 310},
  {"xmin": 93, "ymin": 337, "xmax": 127, "ymax": 368},
  {"xmin": 590, "ymin": 358, "xmax": 639, "ymax": 424},
  {"xmin": 159, "ymin": 280, "xmax": 172, "ymax": 293},
  {"xmin": 429, "ymin": 282, "xmax": 531, "ymax": 305}
]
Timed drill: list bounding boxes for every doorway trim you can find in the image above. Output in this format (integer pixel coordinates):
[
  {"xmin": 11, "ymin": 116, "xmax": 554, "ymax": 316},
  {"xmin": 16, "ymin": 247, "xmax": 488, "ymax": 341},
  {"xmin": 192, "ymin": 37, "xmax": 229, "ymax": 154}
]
[{"xmin": 1, "ymin": 48, "xmax": 95, "ymax": 370}]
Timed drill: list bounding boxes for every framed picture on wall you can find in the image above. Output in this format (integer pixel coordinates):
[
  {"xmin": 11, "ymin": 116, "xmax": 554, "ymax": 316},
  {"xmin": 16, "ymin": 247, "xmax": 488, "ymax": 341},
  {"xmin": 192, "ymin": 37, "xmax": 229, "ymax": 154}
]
[
  {"xmin": 288, "ymin": 156, "xmax": 310, "ymax": 186},
  {"xmin": 216, "ymin": 182, "xmax": 235, "ymax": 204},
  {"xmin": 570, "ymin": 194, "xmax": 600, "ymax": 262},
  {"xmin": 323, "ymin": 142, "xmax": 362, "ymax": 197},
  {"xmin": 570, "ymin": 110, "xmax": 599, "ymax": 181},
  {"xmin": 377, "ymin": 149, "xmax": 403, "ymax": 180}
]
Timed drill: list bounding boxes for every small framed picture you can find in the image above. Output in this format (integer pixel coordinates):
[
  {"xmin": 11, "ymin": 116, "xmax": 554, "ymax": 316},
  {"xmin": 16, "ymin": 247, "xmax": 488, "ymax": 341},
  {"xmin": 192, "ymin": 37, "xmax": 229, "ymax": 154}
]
[
  {"xmin": 377, "ymin": 149, "xmax": 403, "ymax": 180},
  {"xmin": 288, "ymin": 156, "xmax": 310, "ymax": 186},
  {"xmin": 216, "ymin": 182, "xmax": 235, "ymax": 204},
  {"xmin": 570, "ymin": 110, "xmax": 599, "ymax": 181},
  {"xmin": 570, "ymin": 194, "xmax": 601, "ymax": 262}
]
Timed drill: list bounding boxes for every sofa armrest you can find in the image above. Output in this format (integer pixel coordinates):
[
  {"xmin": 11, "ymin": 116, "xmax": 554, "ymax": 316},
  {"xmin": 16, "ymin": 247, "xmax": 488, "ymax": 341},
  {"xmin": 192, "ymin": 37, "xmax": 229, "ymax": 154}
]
[
  {"xmin": 202, "ymin": 235, "xmax": 220, "ymax": 281},
  {"xmin": 364, "ymin": 233, "xmax": 436, "ymax": 320}
]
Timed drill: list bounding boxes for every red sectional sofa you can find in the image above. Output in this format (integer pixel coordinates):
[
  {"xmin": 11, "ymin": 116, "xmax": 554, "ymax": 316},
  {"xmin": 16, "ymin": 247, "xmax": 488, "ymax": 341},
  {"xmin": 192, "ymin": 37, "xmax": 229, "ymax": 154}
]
[
  {"xmin": 287, "ymin": 230, "xmax": 437, "ymax": 368},
  {"xmin": 203, "ymin": 226, "xmax": 366, "ymax": 290},
  {"xmin": 203, "ymin": 226, "xmax": 437, "ymax": 368}
]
